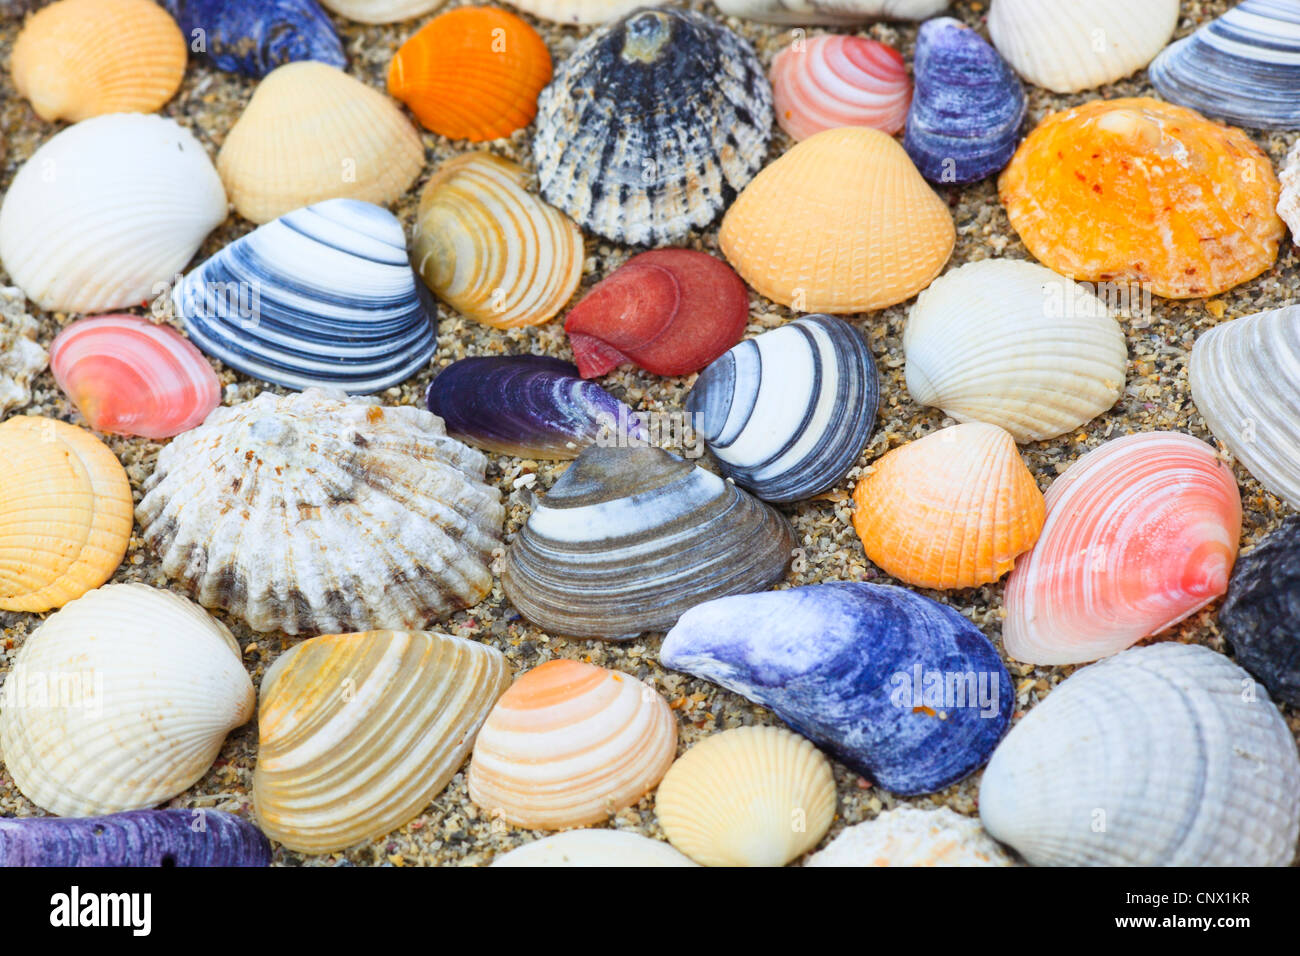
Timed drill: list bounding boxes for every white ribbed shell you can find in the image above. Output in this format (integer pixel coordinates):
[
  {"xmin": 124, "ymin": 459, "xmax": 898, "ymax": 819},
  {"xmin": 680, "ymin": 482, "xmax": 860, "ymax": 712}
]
[
  {"xmin": 806, "ymin": 807, "xmax": 1016, "ymax": 867},
  {"xmin": 491, "ymin": 830, "xmax": 698, "ymax": 866}
]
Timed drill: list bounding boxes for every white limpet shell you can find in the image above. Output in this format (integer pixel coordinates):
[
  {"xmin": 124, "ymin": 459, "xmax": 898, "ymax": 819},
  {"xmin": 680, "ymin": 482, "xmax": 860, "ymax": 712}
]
[
  {"xmin": 1279, "ymin": 139, "xmax": 1300, "ymax": 241},
  {"xmin": 805, "ymin": 807, "xmax": 1016, "ymax": 867},
  {"xmin": 491, "ymin": 830, "xmax": 698, "ymax": 867},
  {"xmin": 0, "ymin": 287, "xmax": 47, "ymax": 414},
  {"xmin": 714, "ymin": 0, "xmax": 947, "ymax": 25},
  {"xmin": 318, "ymin": 0, "xmax": 446, "ymax": 23}
]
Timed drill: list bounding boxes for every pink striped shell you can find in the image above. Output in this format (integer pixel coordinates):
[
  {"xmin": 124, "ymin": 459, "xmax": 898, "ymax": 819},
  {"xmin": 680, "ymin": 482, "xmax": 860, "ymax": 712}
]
[{"xmin": 771, "ymin": 34, "xmax": 912, "ymax": 142}]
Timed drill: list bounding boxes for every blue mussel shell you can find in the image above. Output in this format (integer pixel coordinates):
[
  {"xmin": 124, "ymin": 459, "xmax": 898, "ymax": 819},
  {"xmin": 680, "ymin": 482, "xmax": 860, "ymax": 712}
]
[{"xmin": 162, "ymin": 0, "xmax": 346, "ymax": 78}]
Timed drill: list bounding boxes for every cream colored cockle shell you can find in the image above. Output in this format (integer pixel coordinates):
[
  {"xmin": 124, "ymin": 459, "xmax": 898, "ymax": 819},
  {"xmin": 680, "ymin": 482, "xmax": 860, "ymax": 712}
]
[
  {"xmin": 0, "ymin": 287, "xmax": 46, "ymax": 415},
  {"xmin": 490, "ymin": 830, "xmax": 698, "ymax": 867},
  {"xmin": 319, "ymin": 0, "xmax": 446, "ymax": 23},
  {"xmin": 805, "ymin": 807, "xmax": 1016, "ymax": 867},
  {"xmin": 0, "ymin": 583, "xmax": 255, "ymax": 817}
]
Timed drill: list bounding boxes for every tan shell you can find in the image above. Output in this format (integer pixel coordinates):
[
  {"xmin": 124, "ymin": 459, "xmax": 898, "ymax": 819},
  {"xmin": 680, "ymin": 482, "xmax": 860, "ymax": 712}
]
[
  {"xmin": 0, "ymin": 287, "xmax": 46, "ymax": 415},
  {"xmin": 805, "ymin": 807, "xmax": 1016, "ymax": 866}
]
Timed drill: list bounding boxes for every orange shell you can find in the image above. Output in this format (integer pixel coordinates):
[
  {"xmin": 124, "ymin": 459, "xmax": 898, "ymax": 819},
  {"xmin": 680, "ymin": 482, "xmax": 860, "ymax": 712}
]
[
  {"xmin": 851, "ymin": 422, "xmax": 1045, "ymax": 590},
  {"xmin": 999, "ymin": 97, "xmax": 1284, "ymax": 300},
  {"xmin": 387, "ymin": 6, "xmax": 552, "ymax": 142}
]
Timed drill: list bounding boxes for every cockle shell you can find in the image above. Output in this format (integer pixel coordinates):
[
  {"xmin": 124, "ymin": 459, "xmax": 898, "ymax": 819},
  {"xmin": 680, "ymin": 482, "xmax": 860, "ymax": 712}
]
[
  {"xmin": 1219, "ymin": 518, "xmax": 1300, "ymax": 707},
  {"xmin": 137, "ymin": 389, "xmax": 504, "ymax": 635},
  {"xmin": 412, "ymin": 153, "xmax": 583, "ymax": 330},
  {"xmin": 805, "ymin": 807, "xmax": 1015, "ymax": 867},
  {"xmin": 502, "ymin": 445, "xmax": 794, "ymax": 639},
  {"xmin": 851, "ymin": 423, "xmax": 1045, "ymax": 590},
  {"xmin": 686, "ymin": 314, "xmax": 879, "ymax": 503},
  {"xmin": 720, "ymin": 127, "xmax": 955, "ymax": 314},
  {"xmin": 0, "ymin": 810, "xmax": 271, "ymax": 867},
  {"xmin": 714, "ymin": 0, "xmax": 948, "ymax": 24},
  {"xmin": 174, "ymin": 199, "xmax": 436, "ymax": 393},
  {"xmin": 0, "ymin": 584, "xmax": 255, "ymax": 818},
  {"xmin": 161, "ymin": 0, "xmax": 347, "ymax": 78},
  {"xmin": 1002, "ymin": 433, "xmax": 1242, "ymax": 667},
  {"xmin": 216, "ymin": 62, "xmax": 424, "ymax": 224},
  {"xmin": 319, "ymin": 0, "xmax": 446, "ymax": 22},
  {"xmin": 770, "ymin": 34, "xmax": 912, "ymax": 141},
  {"xmin": 253, "ymin": 630, "xmax": 511, "ymax": 853},
  {"xmin": 904, "ymin": 260, "xmax": 1127, "ymax": 442},
  {"xmin": 1280, "ymin": 138, "xmax": 1300, "ymax": 241},
  {"xmin": 0, "ymin": 418, "xmax": 132, "ymax": 613},
  {"xmin": 0, "ymin": 287, "xmax": 46, "ymax": 416},
  {"xmin": 0, "ymin": 114, "xmax": 227, "ymax": 314},
  {"xmin": 655, "ymin": 726, "xmax": 836, "ymax": 867},
  {"xmin": 504, "ymin": 0, "xmax": 664, "ymax": 25},
  {"xmin": 661, "ymin": 583, "xmax": 1012, "ymax": 795},
  {"xmin": 467, "ymin": 659, "xmax": 677, "ymax": 830},
  {"xmin": 491, "ymin": 829, "xmax": 697, "ymax": 866},
  {"xmin": 533, "ymin": 8, "xmax": 772, "ymax": 244},
  {"xmin": 980, "ymin": 643, "xmax": 1300, "ymax": 866},
  {"xmin": 999, "ymin": 98, "xmax": 1285, "ymax": 300}
]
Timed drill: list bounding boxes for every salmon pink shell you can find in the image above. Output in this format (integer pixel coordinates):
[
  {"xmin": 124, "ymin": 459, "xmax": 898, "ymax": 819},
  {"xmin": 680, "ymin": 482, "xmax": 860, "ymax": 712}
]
[{"xmin": 771, "ymin": 34, "xmax": 911, "ymax": 141}]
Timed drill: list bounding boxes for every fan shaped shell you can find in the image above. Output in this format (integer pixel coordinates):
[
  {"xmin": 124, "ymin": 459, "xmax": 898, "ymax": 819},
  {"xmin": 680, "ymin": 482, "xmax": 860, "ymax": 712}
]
[
  {"xmin": 0, "ymin": 288, "xmax": 46, "ymax": 416},
  {"xmin": 491, "ymin": 829, "xmax": 697, "ymax": 866},
  {"xmin": 161, "ymin": 0, "xmax": 346, "ymax": 78},
  {"xmin": 771, "ymin": 34, "xmax": 911, "ymax": 141},
  {"xmin": 0, "ymin": 810, "xmax": 270, "ymax": 867},
  {"xmin": 805, "ymin": 807, "xmax": 1015, "ymax": 867},
  {"xmin": 1219, "ymin": 518, "xmax": 1300, "ymax": 708}
]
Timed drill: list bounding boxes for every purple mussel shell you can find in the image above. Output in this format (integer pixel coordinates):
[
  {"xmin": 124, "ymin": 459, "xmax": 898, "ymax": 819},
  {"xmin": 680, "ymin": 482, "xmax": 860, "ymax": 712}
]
[{"xmin": 161, "ymin": 0, "xmax": 346, "ymax": 78}]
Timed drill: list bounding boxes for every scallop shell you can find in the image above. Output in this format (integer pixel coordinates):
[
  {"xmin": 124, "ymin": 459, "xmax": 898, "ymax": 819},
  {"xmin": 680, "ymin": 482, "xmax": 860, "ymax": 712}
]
[
  {"xmin": 1002, "ymin": 432, "xmax": 1242, "ymax": 667},
  {"xmin": 1189, "ymin": 305, "xmax": 1300, "ymax": 509},
  {"xmin": 504, "ymin": 0, "xmax": 664, "ymax": 25},
  {"xmin": 11, "ymin": 0, "xmax": 187, "ymax": 122},
  {"xmin": 502, "ymin": 445, "xmax": 794, "ymax": 639},
  {"xmin": 770, "ymin": 34, "xmax": 912, "ymax": 141},
  {"xmin": 0, "ymin": 583, "xmax": 255, "ymax": 818},
  {"xmin": 1281, "ymin": 138, "xmax": 1300, "ymax": 241},
  {"xmin": 490, "ymin": 830, "xmax": 697, "ymax": 867},
  {"xmin": 999, "ymin": 98, "xmax": 1285, "ymax": 300},
  {"xmin": 533, "ymin": 8, "xmax": 772, "ymax": 244},
  {"xmin": 805, "ymin": 807, "xmax": 1015, "ymax": 867},
  {"xmin": 318, "ymin": 0, "xmax": 445, "ymax": 22},
  {"xmin": 980, "ymin": 643, "xmax": 1300, "ymax": 866},
  {"xmin": 136, "ymin": 389, "xmax": 504, "ymax": 635},
  {"xmin": 253, "ymin": 630, "xmax": 511, "ymax": 853},
  {"xmin": 686, "ymin": 314, "xmax": 879, "ymax": 503},
  {"xmin": 851, "ymin": 423, "xmax": 1045, "ymax": 590},
  {"xmin": 0, "ymin": 287, "xmax": 46, "ymax": 415},
  {"xmin": 905, "ymin": 260, "xmax": 1127, "ymax": 442},
  {"xmin": 719, "ymin": 127, "xmax": 955, "ymax": 314},
  {"xmin": 714, "ymin": 0, "xmax": 948, "ymax": 24},
  {"xmin": 216, "ymin": 62, "xmax": 424, "ymax": 224},
  {"xmin": 161, "ymin": 0, "xmax": 347, "ymax": 78},
  {"xmin": 467, "ymin": 659, "xmax": 677, "ymax": 830},
  {"xmin": 655, "ymin": 726, "xmax": 836, "ymax": 867},
  {"xmin": 1219, "ymin": 518, "xmax": 1300, "ymax": 708},
  {"xmin": 412, "ymin": 153, "xmax": 583, "ymax": 330},
  {"xmin": 0, "ymin": 114, "xmax": 227, "ymax": 314},
  {"xmin": 0, "ymin": 417, "xmax": 132, "ymax": 613}
]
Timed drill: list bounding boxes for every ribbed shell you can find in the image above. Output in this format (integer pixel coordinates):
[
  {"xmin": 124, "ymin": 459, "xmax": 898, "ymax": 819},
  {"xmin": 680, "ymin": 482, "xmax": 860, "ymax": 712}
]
[
  {"xmin": 714, "ymin": 0, "xmax": 948, "ymax": 23},
  {"xmin": 770, "ymin": 34, "xmax": 912, "ymax": 141},
  {"xmin": 1219, "ymin": 518, "xmax": 1300, "ymax": 707},
  {"xmin": 805, "ymin": 807, "xmax": 1015, "ymax": 867},
  {"xmin": 1281, "ymin": 138, "xmax": 1300, "ymax": 240},
  {"xmin": 505, "ymin": 0, "xmax": 663, "ymax": 24},
  {"xmin": 319, "ymin": 0, "xmax": 446, "ymax": 22},
  {"xmin": 491, "ymin": 829, "xmax": 697, "ymax": 866},
  {"xmin": 0, "ymin": 287, "xmax": 46, "ymax": 415},
  {"xmin": 253, "ymin": 630, "xmax": 511, "ymax": 853},
  {"xmin": 161, "ymin": 0, "xmax": 347, "ymax": 78}
]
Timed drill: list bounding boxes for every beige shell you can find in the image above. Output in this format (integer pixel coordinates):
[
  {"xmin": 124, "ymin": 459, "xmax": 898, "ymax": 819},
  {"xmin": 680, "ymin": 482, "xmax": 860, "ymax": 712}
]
[
  {"xmin": 505, "ymin": 0, "xmax": 663, "ymax": 24},
  {"xmin": 491, "ymin": 829, "xmax": 698, "ymax": 866},
  {"xmin": 1279, "ymin": 138, "xmax": 1300, "ymax": 242},
  {"xmin": 805, "ymin": 807, "xmax": 1016, "ymax": 867},
  {"xmin": 319, "ymin": 0, "xmax": 447, "ymax": 23},
  {"xmin": 0, "ymin": 287, "xmax": 46, "ymax": 415}
]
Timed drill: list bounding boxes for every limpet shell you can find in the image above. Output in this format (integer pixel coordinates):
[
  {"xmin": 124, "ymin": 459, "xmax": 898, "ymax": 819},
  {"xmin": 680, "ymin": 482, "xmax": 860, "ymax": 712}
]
[
  {"xmin": 1219, "ymin": 518, "xmax": 1300, "ymax": 708},
  {"xmin": 770, "ymin": 34, "xmax": 912, "ymax": 141},
  {"xmin": 491, "ymin": 830, "xmax": 697, "ymax": 867},
  {"xmin": 161, "ymin": 0, "xmax": 347, "ymax": 78},
  {"xmin": 0, "ymin": 287, "xmax": 46, "ymax": 416},
  {"xmin": 805, "ymin": 807, "xmax": 1015, "ymax": 867}
]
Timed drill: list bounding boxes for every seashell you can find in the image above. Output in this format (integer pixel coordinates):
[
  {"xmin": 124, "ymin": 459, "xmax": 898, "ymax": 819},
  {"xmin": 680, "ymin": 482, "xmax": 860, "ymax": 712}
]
[
  {"xmin": 467, "ymin": 659, "xmax": 677, "ymax": 830},
  {"xmin": 720, "ymin": 127, "xmax": 954, "ymax": 314},
  {"xmin": 388, "ymin": 7, "xmax": 552, "ymax": 142},
  {"xmin": 1149, "ymin": 0, "xmax": 1300, "ymax": 131},
  {"xmin": 851, "ymin": 423, "xmax": 1044, "ymax": 590},
  {"xmin": 11, "ymin": 0, "xmax": 187, "ymax": 123},
  {"xmin": 686, "ymin": 314, "xmax": 879, "ymax": 503},
  {"xmin": 490, "ymin": 829, "xmax": 697, "ymax": 867},
  {"xmin": 50, "ymin": 315, "xmax": 221, "ymax": 440},
  {"xmin": 254, "ymin": 630, "xmax": 510, "ymax": 853},
  {"xmin": 1189, "ymin": 305, "xmax": 1300, "ymax": 510},
  {"xmin": 0, "ymin": 114, "xmax": 227, "ymax": 314},
  {"xmin": 661, "ymin": 583, "xmax": 1012, "ymax": 795},
  {"xmin": 655, "ymin": 726, "xmax": 835, "ymax": 867},
  {"xmin": 770, "ymin": 34, "xmax": 911, "ymax": 141},
  {"xmin": 161, "ymin": 0, "xmax": 346, "ymax": 78},
  {"xmin": 987, "ymin": 0, "xmax": 1178, "ymax": 94},
  {"xmin": 411, "ymin": 153, "xmax": 583, "ymax": 330},
  {"xmin": 0, "ymin": 0, "xmax": 41, "ymax": 18},
  {"xmin": 137, "ymin": 389, "xmax": 504, "ymax": 635},
  {"xmin": 999, "ymin": 98, "xmax": 1285, "ymax": 300},
  {"xmin": 0, "ymin": 583, "xmax": 255, "ymax": 818},
  {"xmin": 216, "ymin": 62, "xmax": 424, "ymax": 225},
  {"xmin": 806, "ymin": 807, "xmax": 1015, "ymax": 867},
  {"xmin": 425, "ymin": 355, "xmax": 648, "ymax": 460},
  {"xmin": 0, "ymin": 810, "xmax": 271, "ymax": 867},
  {"xmin": 0, "ymin": 287, "xmax": 46, "ymax": 416},
  {"xmin": 1219, "ymin": 518, "xmax": 1300, "ymax": 707},
  {"xmin": 504, "ymin": 0, "xmax": 665, "ymax": 25},
  {"xmin": 502, "ymin": 445, "xmax": 794, "ymax": 639},
  {"xmin": 564, "ymin": 250, "xmax": 749, "ymax": 378},
  {"xmin": 319, "ymin": 0, "xmax": 446, "ymax": 22},
  {"xmin": 533, "ymin": 8, "xmax": 772, "ymax": 245},
  {"xmin": 173, "ymin": 199, "xmax": 436, "ymax": 393},
  {"xmin": 903, "ymin": 17, "xmax": 1025, "ymax": 185},
  {"xmin": 1279, "ymin": 138, "xmax": 1300, "ymax": 241},
  {"xmin": 904, "ymin": 260, "xmax": 1127, "ymax": 442},
  {"xmin": 1002, "ymin": 432, "xmax": 1242, "ymax": 666},
  {"xmin": 0, "ymin": 418, "xmax": 132, "ymax": 613},
  {"xmin": 979, "ymin": 643, "xmax": 1300, "ymax": 866},
  {"xmin": 714, "ymin": 0, "xmax": 948, "ymax": 25}
]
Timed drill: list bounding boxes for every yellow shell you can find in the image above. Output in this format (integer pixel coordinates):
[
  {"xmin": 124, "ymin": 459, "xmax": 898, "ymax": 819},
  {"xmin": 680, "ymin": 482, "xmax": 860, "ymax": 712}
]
[
  {"xmin": 0, "ymin": 417, "xmax": 132, "ymax": 612},
  {"xmin": 719, "ymin": 127, "xmax": 954, "ymax": 313},
  {"xmin": 217, "ymin": 62, "xmax": 425, "ymax": 224}
]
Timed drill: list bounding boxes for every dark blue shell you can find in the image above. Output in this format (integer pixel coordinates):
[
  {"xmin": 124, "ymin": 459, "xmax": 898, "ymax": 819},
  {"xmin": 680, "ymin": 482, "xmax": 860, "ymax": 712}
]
[
  {"xmin": 661, "ymin": 582, "xmax": 1012, "ymax": 795},
  {"xmin": 0, "ymin": 810, "xmax": 271, "ymax": 867},
  {"xmin": 161, "ymin": 0, "xmax": 346, "ymax": 78},
  {"xmin": 1219, "ymin": 517, "xmax": 1300, "ymax": 706}
]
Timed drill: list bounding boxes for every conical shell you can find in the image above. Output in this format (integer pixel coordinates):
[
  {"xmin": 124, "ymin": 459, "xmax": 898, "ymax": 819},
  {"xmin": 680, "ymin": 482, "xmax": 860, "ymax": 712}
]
[
  {"xmin": 505, "ymin": 0, "xmax": 664, "ymax": 25},
  {"xmin": 0, "ymin": 287, "xmax": 46, "ymax": 416},
  {"xmin": 1219, "ymin": 518, "xmax": 1300, "ymax": 708},
  {"xmin": 491, "ymin": 829, "xmax": 697, "ymax": 866},
  {"xmin": 770, "ymin": 34, "xmax": 912, "ymax": 141},
  {"xmin": 1002, "ymin": 433, "xmax": 1242, "ymax": 666},
  {"xmin": 720, "ymin": 127, "xmax": 955, "ymax": 313},
  {"xmin": 714, "ymin": 0, "xmax": 947, "ymax": 24},
  {"xmin": 320, "ymin": 0, "xmax": 446, "ymax": 23},
  {"xmin": 161, "ymin": 0, "xmax": 347, "ymax": 78},
  {"xmin": 979, "ymin": 643, "xmax": 1300, "ymax": 866},
  {"xmin": 253, "ymin": 630, "xmax": 511, "ymax": 854},
  {"xmin": 805, "ymin": 807, "xmax": 1016, "ymax": 867},
  {"xmin": 851, "ymin": 423, "xmax": 1045, "ymax": 590},
  {"xmin": 0, "ymin": 583, "xmax": 255, "ymax": 818},
  {"xmin": 1281, "ymin": 138, "xmax": 1300, "ymax": 241},
  {"xmin": 655, "ymin": 726, "xmax": 835, "ymax": 867},
  {"xmin": 467, "ymin": 659, "xmax": 677, "ymax": 830},
  {"xmin": 905, "ymin": 260, "xmax": 1127, "ymax": 442},
  {"xmin": 136, "ymin": 389, "xmax": 504, "ymax": 635},
  {"xmin": 217, "ymin": 62, "xmax": 424, "ymax": 224},
  {"xmin": 0, "ymin": 417, "xmax": 132, "ymax": 613}
]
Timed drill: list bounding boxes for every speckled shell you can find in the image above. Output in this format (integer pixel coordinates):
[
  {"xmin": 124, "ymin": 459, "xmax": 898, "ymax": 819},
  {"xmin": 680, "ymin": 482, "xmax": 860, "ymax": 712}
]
[
  {"xmin": 714, "ymin": 0, "xmax": 948, "ymax": 24},
  {"xmin": 0, "ymin": 287, "xmax": 46, "ymax": 415},
  {"xmin": 0, "ymin": 584, "xmax": 255, "ymax": 818},
  {"xmin": 980, "ymin": 643, "xmax": 1300, "ymax": 866},
  {"xmin": 505, "ymin": 0, "xmax": 664, "ymax": 25},
  {"xmin": 1281, "ymin": 138, "xmax": 1300, "ymax": 241},
  {"xmin": 0, "ymin": 810, "xmax": 271, "ymax": 867},
  {"xmin": 532, "ymin": 8, "xmax": 772, "ymax": 244},
  {"xmin": 253, "ymin": 630, "xmax": 511, "ymax": 854},
  {"xmin": 770, "ymin": 34, "xmax": 912, "ymax": 141},
  {"xmin": 136, "ymin": 389, "xmax": 504, "ymax": 635},
  {"xmin": 319, "ymin": 0, "xmax": 446, "ymax": 22},
  {"xmin": 1219, "ymin": 518, "xmax": 1300, "ymax": 708},
  {"xmin": 161, "ymin": 0, "xmax": 347, "ymax": 78},
  {"xmin": 720, "ymin": 127, "xmax": 955, "ymax": 313},
  {"xmin": 491, "ymin": 829, "xmax": 697, "ymax": 866},
  {"xmin": 805, "ymin": 807, "xmax": 1015, "ymax": 867}
]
